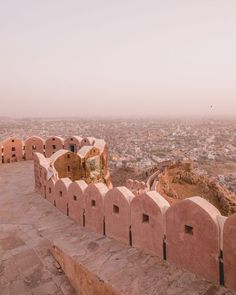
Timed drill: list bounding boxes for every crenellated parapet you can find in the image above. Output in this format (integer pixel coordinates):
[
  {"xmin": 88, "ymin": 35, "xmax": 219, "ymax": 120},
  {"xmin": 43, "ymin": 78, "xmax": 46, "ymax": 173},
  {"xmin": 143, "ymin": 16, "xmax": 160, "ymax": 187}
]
[
  {"xmin": 32, "ymin": 138, "xmax": 111, "ymax": 191},
  {"xmin": 0, "ymin": 135, "xmax": 108, "ymax": 163},
  {"xmin": 34, "ymin": 158, "xmax": 236, "ymax": 291},
  {"xmin": 3, "ymin": 135, "xmax": 236, "ymax": 292}
]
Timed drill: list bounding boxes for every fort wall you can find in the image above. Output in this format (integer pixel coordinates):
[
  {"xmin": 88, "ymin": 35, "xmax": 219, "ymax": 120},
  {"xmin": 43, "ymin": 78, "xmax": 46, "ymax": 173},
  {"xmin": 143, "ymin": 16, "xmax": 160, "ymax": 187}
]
[
  {"xmin": 34, "ymin": 153, "xmax": 236, "ymax": 291},
  {"xmin": 0, "ymin": 135, "xmax": 100, "ymax": 163},
  {"xmin": 2, "ymin": 136, "xmax": 236, "ymax": 291}
]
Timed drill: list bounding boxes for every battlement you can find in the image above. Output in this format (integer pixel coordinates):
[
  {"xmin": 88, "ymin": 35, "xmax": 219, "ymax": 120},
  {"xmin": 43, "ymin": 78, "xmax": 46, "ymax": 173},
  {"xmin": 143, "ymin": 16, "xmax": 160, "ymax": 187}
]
[
  {"xmin": 2, "ymin": 136, "xmax": 236, "ymax": 292},
  {"xmin": 0, "ymin": 135, "xmax": 106, "ymax": 163},
  {"xmin": 0, "ymin": 135, "xmax": 112, "ymax": 187},
  {"xmin": 33, "ymin": 150, "xmax": 236, "ymax": 291}
]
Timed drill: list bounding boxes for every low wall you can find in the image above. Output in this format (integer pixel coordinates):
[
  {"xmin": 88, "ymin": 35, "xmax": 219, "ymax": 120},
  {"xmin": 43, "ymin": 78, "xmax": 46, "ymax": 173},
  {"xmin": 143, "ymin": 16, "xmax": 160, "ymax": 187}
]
[
  {"xmin": 0, "ymin": 135, "xmax": 96, "ymax": 163},
  {"xmin": 52, "ymin": 244, "xmax": 119, "ymax": 295},
  {"xmin": 34, "ymin": 151, "xmax": 236, "ymax": 291},
  {"xmin": 2, "ymin": 136, "xmax": 236, "ymax": 292},
  {"xmin": 51, "ymin": 229, "xmax": 214, "ymax": 295}
]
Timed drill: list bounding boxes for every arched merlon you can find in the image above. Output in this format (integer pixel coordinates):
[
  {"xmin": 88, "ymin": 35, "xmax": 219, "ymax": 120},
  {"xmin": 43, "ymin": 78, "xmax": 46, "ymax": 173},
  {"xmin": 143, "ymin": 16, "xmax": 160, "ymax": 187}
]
[
  {"xmin": 25, "ymin": 136, "xmax": 44, "ymax": 160},
  {"xmin": 131, "ymin": 191, "xmax": 170, "ymax": 257},
  {"xmin": 104, "ymin": 187, "xmax": 135, "ymax": 245},
  {"xmin": 81, "ymin": 137, "xmax": 95, "ymax": 147},
  {"xmin": 166, "ymin": 196, "xmax": 221, "ymax": 284},
  {"xmin": 45, "ymin": 136, "xmax": 64, "ymax": 158},
  {"xmin": 33, "ymin": 152, "xmax": 47, "ymax": 191},
  {"xmin": 2, "ymin": 138, "xmax": 23, "ymax": 163},
  {"xmin": 46, "ymin": 178, "xmax": 56, "ymax": 204},
  {"xmin": 38, "ymin": 159, "xmax": 50, "ymax": 196},
  {"xmin": 54, "ymin": 178, "xmax": 72, "ymax": 215},
  {"xmin": 64, "ymin": 136, "xmax": 82, "ymax": 153},
  {"xmin": 84, "ymin": 183, "xmax": 108, "ymax": 234},
  {"xmin": 223, "ymin": 213, "xmax": 236, "ymax": 290},
  {"xmin": 68, "ymin": 180, "xmax": 87, "ymax": 226}
]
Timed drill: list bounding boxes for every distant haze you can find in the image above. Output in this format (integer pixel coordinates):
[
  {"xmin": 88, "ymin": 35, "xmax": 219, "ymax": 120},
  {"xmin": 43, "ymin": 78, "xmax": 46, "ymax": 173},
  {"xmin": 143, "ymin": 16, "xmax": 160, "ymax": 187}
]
[{"xmin": 1, "ymin": 0, "xmax": 236, "ymax": 118}]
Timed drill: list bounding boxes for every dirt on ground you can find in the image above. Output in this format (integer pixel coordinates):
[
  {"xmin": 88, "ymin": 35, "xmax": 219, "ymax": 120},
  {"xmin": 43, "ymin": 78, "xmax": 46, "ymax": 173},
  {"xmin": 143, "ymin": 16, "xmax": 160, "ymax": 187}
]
[{"xmin": 153, "ymin": 161, "xmax": 236, "ymax": 216}]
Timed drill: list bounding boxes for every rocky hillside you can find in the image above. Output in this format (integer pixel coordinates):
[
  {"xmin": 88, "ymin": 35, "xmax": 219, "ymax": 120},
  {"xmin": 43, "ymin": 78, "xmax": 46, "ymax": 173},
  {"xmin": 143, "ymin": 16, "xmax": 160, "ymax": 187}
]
[{"xmin": 152, "ymin": 161, "xmax": 236, "ymax": 216}]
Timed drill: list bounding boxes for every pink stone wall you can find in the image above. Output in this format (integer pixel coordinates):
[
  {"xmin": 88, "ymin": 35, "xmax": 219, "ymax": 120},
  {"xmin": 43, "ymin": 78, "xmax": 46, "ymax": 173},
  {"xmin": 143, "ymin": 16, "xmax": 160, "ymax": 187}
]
[
  {"xmin": 25, "ymin": 136, "xmax": 44, "ymax": 160},
  {"xmin": 54, "ymin": 178, "xmax": 71, "ymax": 215},
  {"xmin": 81, "ymin": 137, "xmax": 94, "ymax": 147},
  {"xmin": 223, "ymin": 214, "xmax": 236, "ymax": 290},
  {"xmin": 33, "ymin": 156, "xmax": 236, "ymax": 290},
  {"xmin": 166, "ymin": 197, "xmax": 221, "ymax": 284},
  {"xmin": 39, "ymin": 163, "xmax": 49, "ymax": 197},
  {"xmin": 45, "ymin": 137, "xmax": 64, "ymax": 158},
  {"xmin": 84, "ymin": 183, "xmax": 108, "ymax": 234},
  {"xmin": 68, "ymin": 180, "xmax": 87, "ymax": 225},
  {"xmin": 46, "ymin": 178, "xmax": 56, "ymax": 204},
  {"xmin": 0, "ymin": 135, "xmax": 106, "ymax": 165},
  {"xmin": 131, "ymin": 191, "xmax": 170, "ymax": 257},
  {"xmin": 2, "ymin": 138, "xmax": 23, "ymax": 163},
  {"xmin": 104, "ymin": 187, "xmax": 134, "ymax": 245},
  {"xmin": 64, "ymin": 136, "xmax": 82, "ymax": 153},
  {"xmin": 30, "ymin": 138, "xmax": 236, "ymax": 289},
  {"xmin": 33, "ymin": 153, "xmax": 43, "ymax": 192}
]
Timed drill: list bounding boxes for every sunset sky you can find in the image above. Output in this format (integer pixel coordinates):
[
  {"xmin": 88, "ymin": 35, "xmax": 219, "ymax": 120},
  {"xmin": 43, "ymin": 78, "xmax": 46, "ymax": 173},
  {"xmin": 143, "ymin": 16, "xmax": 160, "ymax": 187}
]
[{"xmin": 1, "ymin": 0, "xmax": 236, "ymax": 118}]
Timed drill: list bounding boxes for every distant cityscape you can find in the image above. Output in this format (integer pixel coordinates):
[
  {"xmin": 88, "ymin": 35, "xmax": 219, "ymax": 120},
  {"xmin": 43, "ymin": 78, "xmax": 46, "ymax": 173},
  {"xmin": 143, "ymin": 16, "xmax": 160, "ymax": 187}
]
[{"xmin": 1, "ymin": 117, "xmax": 236, "ymax": 192}]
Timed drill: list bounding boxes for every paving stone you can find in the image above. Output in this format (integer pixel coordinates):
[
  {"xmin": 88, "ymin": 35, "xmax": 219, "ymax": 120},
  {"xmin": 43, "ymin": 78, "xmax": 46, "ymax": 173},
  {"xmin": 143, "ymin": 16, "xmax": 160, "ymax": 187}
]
[{"xmin": 0, "ymin": 162, "xmax": 76, "ymax": 295}]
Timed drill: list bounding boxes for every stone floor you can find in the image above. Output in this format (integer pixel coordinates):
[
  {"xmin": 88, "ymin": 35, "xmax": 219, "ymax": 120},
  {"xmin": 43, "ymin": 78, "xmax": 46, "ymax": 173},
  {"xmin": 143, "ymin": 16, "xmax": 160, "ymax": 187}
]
[
  {"xmin": 0, "ymin": 161, "xmax": 76, "ymax": 295},
  {"xmin": 0, "ymin": 161, "xmax": 235, "ymax": 295}
]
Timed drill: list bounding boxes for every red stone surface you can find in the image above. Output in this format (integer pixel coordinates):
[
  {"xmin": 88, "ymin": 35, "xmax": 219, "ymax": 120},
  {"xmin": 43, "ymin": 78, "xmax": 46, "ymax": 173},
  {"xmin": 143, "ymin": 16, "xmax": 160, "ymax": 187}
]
[
  {"xmin": 224, "ymin": 213, "xmax": 236, "ymax": 290},
  {"xmin": 104, "ymin": 187, "xmax": 134, "ymax": 245},
  {"xmin": 68, "ymin": 180, "xmax": 87, "ymax": 225},
  {"xmin": 54, "ymin": 178, "xmax": 71, "ymax": 215},
  {"xmin": 45, "ymin": 136, "xmax": 64, "ymax": 158},
  {"xmin": 166, "ymin": 197, "xmax": 221, "ymax": 284},
  {"xmin": 131, "ymin": 191, "xmax": 170, "ymax": 257},
  {"xmin": 25, "ymin": 136, "xmax": 44, "ymax": 160},
  {"xmin": 46, "ymin": 178, "xmax": 56, "ymax": 204},
  {"xmin": 84, "ymin": 183, "xmax": 108, "ymax": 234},
  {"xmin": 1, "ymin": 138, "xmax": 23, "ymax": 163},
  {"xmin": 64, "ymin": 136, "xmax": 82, "ymax": 153}
]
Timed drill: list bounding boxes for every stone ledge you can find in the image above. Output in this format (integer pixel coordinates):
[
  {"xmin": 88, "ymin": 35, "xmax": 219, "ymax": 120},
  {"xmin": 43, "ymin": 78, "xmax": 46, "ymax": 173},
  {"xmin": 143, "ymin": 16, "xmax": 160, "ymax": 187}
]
[{"xmin": 51, "ymin": 228, "xmax": 219, "ymax": 295}]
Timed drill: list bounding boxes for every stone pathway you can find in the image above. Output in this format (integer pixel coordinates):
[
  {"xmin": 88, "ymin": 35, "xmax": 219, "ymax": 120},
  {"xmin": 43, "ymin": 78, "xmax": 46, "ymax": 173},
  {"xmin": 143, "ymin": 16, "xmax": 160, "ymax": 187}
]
[{"xmin": 0, "ymin": 161, "xmax": 76, "ymax": 295}]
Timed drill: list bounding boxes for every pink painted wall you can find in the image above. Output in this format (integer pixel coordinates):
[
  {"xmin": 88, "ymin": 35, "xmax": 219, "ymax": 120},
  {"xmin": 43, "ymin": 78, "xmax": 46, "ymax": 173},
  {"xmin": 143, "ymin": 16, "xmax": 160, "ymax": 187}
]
[
  {"xmin": 166, "ymin": 197, "xmax": 221, "ymax": 284},
  {"xmin": 131, "ymin": 191, "xmax": 169, "ymax": 257},
  {"xmin": 2, "ymin": 138, "xmax": 23, "ymax": 163},
  {"xmin": 30, "ymin": 140, "xmax": 236, "ymax": 289},
  {"xmin": 39, "ymin": 163, "xmax": 49, "ymax": 197},
  {"xmin": 25, "ymin": 136, "xmax": 44, "ymax": 160},
  {"xmin": 46, "ymin": 178, "xmax": 56, "ymax": 204},
  {"xmin": 54, "ymin": 178, "xmax": 71, "ymax": 215},
  {"xmin": 84, "ymin": 183, "xmax": 108, "ymax": 234},
  {"xmin": 64, "ymin": 136, "xmax": 82, "ymax": 153},
  {"xmin": 104, "ymin": 187, "xmax": 134, "ymax": 245},
  {"xmin": 45, "ymin": 136, "xmax": 64, "ymax": 158},
  {"xmin": 68, "ymin": 180, "xmax": 87, "ymax": 225},
  {"xmin": 80, "ymin": 137, "xmax": 95, "ymax": 147},
  {"xmin": 223, "ymin": 213, "xmax": 236, "ymax": 290},
  {"xmin": 33, "ymin": 153, "xmax": 43, "ymax": 192}
]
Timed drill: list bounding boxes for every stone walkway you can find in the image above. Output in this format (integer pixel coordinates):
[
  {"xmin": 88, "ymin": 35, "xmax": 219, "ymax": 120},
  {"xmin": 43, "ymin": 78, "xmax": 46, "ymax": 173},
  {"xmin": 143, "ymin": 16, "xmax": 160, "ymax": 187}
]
[
  {"xmin": 0, "ymin": 161, "xmax": 76, "ymax": 295},
  {"xmin": 0, "ymin": 161, "xmax": 235, "ymax": 295}
]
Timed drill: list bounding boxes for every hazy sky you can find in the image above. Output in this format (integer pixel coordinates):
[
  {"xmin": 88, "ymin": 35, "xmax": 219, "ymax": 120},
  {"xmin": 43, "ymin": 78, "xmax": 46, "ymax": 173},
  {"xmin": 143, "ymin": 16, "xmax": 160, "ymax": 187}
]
[{"xmin": 1, "ymin": 0, "xmax": 236, "ymax": 118}]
